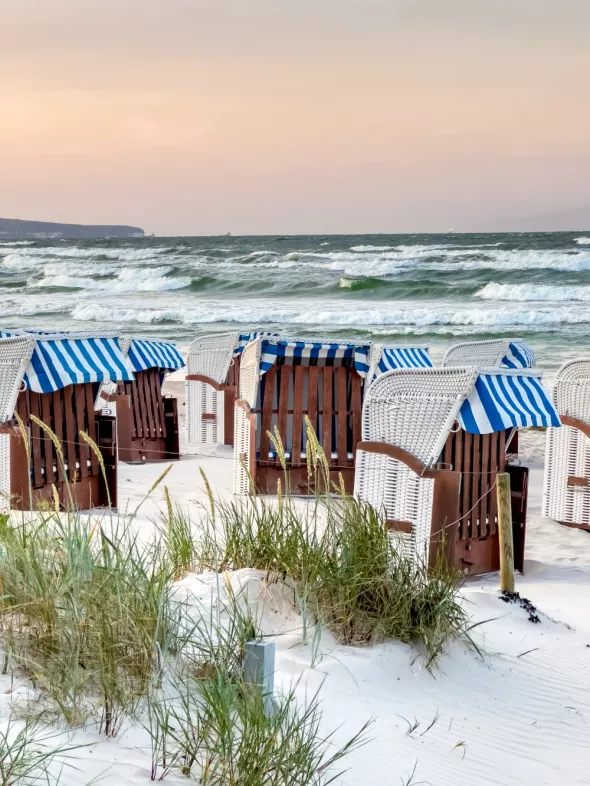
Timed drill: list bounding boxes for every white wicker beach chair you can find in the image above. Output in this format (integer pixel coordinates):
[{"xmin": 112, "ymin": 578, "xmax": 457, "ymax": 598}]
[
  {"xmin": 354, "ymin": 367, "xmax": 478, "ymax": 563},
  {"xmin": 0, "ymin": 336, "xmax": 36, "ymax": 509},
  {"xmin": 543, "ymin": 359, "xmax": 590, "ymax": 528},
  {"xmin": 441, "ymin": 338, "xmax": 535, "ymax": 369},
  {"xmin": 233, "ymin": 337, "xmax": 262, "ymax": 495},
  {"xmin": 185, "ymin": 332, "xmax": 241, "ymax": 449}
]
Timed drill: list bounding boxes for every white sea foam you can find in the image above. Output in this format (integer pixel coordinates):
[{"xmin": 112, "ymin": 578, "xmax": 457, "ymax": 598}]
[
  {"xmin": 33, "ymin": 265, "xmax": 190, "ymax": 293},
  {"xmin": 475, "ymin": 282, "xmax": 590, "ymax": 302},
  {"xmin": 349, "ymin": 245, "xmax": 398, "ymax": 252},
  {"xmin": 575, "ymin": 237, "xmax": 590, "ymax": 245},
  {"xmin": 3, "ymin": 246, "xmax": 170, "ymax": 261},
  {"xmin": 0, "ymin": 241, "xmax": 35, "ymax": 247},
  {"xmin": 69, "ymin": 298, "xmax": 590, "ymax": 329},
  {"xmin": 323, "ymin": 248, "xmax": 590, "ymax": 277},
  {"xmin": 2, "ymin": 253, "xmax": 48, "ymax": 272},
  {"xmin": 0, "ymin": 297, "xmax": 70, "ymax": 317}
]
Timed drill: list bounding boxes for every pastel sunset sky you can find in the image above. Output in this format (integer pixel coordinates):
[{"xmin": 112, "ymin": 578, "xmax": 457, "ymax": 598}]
[{"xmin": 1, "ymin": 0, "xmax": 589, "ymax": 235}]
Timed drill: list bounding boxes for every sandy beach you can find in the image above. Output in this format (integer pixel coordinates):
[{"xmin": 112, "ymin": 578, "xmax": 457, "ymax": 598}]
[{"xmin": 0, "ymin": 370, "xmax": 585, "ymax": 786}]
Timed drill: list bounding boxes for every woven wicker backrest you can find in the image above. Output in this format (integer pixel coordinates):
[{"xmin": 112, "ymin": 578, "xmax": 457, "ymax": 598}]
[
  {"xmin": 441, "ymin": 338, "xmax": 512, "ymax": 368},
  {"xmin": 0, "ymin": 336, "xmax": 36, "ymax": 422},
  {"xmin": 118, "ymin": 336, "xmax": 132, "ymax": 356},
  {"xmin": 366, "ymin": 344, "xmax": 384, "ymax": 382},
  {"xmin": 187, "ymin": 332, "xmax": 240, "ymax": 383},
  {"xmin": 239, "ymin": 338, "xmax": 262, "ymax": 408},
  {"xmin": 361, "ymin": 366, "xmax": 478, "ymax": 465},
  {"xmin": 552, "ymin": 359, "xmax": 590, "ymax": 423}
]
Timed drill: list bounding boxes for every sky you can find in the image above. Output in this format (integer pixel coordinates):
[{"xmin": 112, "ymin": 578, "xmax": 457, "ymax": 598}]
[{"xmin": 1, "ymin": 0, "xmax": 589, "ymax": 236}]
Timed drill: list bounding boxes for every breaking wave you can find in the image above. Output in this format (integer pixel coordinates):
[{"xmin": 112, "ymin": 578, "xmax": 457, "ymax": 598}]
[
  {"xmin": 475, "ymin": 282, "xmax": 590, "ymax": 302},
  {"xmin": 69, "ymin": 299, "xmax": 590, "ymax": 329}
]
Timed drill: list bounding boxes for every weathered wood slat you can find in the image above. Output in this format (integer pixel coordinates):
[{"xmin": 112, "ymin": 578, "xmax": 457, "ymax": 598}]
[
  {"xmin": 461, "ymin": 432, "xmax": 472, "ymax": 539},
  {"xmin": 351, "ymin": 373, "xmax": 362, "ymax": 459},
  {"xmin": 41, "ymin": 393, "xmax": 56, "ymax": 484},
  {"xmin": 471, "ymin": 434, "xmax": 481, "ymax": 535},
  {"xmin": 139, "ymin": 373, "xmax": 154, "ymax": 439},
  {"xmin": 29, "ymin": 392, "xmax": 44, "ymax": 487},
  {"xmin": 443, "ymin": 430, "xmax": 453, "ymax": 467},
  {"xmin": 85, "ymin": 384, "xmax": 99, "ymax": 475},
  {"xmin": 52, "ymin": 390, "xmax": 66, "ymax": 483},
  {"xmin": 454, "ymin": 429, "xmax": 463, "ymax": 473},
  {"xmin": 276, "ymin": 366, "xmax": 291, "ymax": 466},
  {"xmin": 259, "ymin": 366, "xmax": 276, "ymax": 462},
  {"xmin": 75, "ymin": 384, "xmax": 89, "ymax": 479},
  {"xmin": 479, "ymin": 433, "xmax": 490, "ymax": 537},
  {"xmin": 488, "ymin": 432, "xmax": 499, "ymax": 535},
  {"xmin": 63, "ymin": 386, "xmax": 77, "ymax": 482},
  {"xmin": 150, "ymin": 371, "xmax": 167, "ymax": 438},
  {"xmin": 336, "ymin": 367, "xmax": 347, "ymax": 466},
  {"xmin": 307, "ymin": 366, "xmax": 319, "ymax": 441},
  {"xmin": 322, "ymin": 368, "xmax": 333, "ymax": 462},
  {"xmin": 125, "ymin": 382, "xmax": 138, "ymax": 439},
  {"xmin": 135, "ymin": 374, "xmax": 149, "ymax": 439},
  {"xmin": 292, "ymin": 366, "xmax": 305, "ymax": 465}
]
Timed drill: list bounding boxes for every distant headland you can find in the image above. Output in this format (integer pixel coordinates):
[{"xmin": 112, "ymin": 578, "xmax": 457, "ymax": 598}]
[{"xmin": 0, "ymin": 217, "xmax": 145, "ymax": 240}]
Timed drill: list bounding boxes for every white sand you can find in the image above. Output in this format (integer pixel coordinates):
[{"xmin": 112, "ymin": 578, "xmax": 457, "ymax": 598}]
[{"xmin": 1, "ymin": 378, "xmax": 589, "ymax": 784}]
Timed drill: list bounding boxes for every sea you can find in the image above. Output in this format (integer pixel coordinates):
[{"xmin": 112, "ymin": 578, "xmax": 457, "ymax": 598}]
[{"xmin": 1, "ymin": 231, "xmax": 590, "ymax": 376}]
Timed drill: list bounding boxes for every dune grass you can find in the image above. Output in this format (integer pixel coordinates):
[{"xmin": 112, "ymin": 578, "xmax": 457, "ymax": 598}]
[
  {"xmin": 0, "ymin": 417, "xmax": 472, "ymax": 782},
  {"xmin": 0, "ymin": 717, "xmax": 82, "ymax": 786},
  {"xmin": 195, "ymin": 485, "xmax": 469, "ymax": 664}
]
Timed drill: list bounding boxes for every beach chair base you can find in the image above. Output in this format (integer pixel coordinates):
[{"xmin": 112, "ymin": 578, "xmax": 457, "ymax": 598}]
[
  {"xmin": 254, "ymin": 463, "xmax": 355, "ymax": 495},
  {"xmin": 6, "ymin": 394, "xmax": 118, "ymax": 511},
  {"xmin": 107, "ymin": 369, "xmax": 180, "ymax": 463}
]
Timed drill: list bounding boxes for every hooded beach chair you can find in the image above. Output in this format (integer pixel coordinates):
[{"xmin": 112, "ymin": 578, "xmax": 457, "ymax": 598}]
[
  {"xmin": 100, "ymin": 337, "xmax": 184, "ymax": 462},
  {"xmin": 233, "ymin": 336, "xmax": 433, "ymax": 495},
  {"xmin": 542, "ymin": 359, "xmax": 590, "ymax": 529},
  {"xmin": 441, "ymin": 338, "xmax": 536, "ymax": 369},
  {"xmin": 354, "ymin": 365, "xmax": 560, "ymax": 575},
  {"xmin": 0, "ymin": 331, "xmax": 134, "ymax": 510},
  {"xmin": 185, "ymin": 331, "xmax": 278, "ymax": 450}
]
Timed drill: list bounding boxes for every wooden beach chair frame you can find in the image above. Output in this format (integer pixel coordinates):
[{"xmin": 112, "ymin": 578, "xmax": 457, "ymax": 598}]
[
  {"xmin": 100, "ymin": 337, "xmax": 181, "ymax": 463},
  {"xmin": 233, "ymin": 337, "xmax": 433, "ymax": 496},
  {"xmin": 353, "ymin": 366, "xmax": 554, "ymax": 576},
  {"xmin": 0, "ymin": 334, "xmax": 118, "ymax": 511}
]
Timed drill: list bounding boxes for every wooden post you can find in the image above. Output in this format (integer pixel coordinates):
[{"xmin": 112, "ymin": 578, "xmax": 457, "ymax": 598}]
[
  {"xmin": 244, "ymin": 640, "xmax": 275, "ymax": 717},
  {"xmin": 496, "ymin": 472, "xmax": 514, "ymax": 592}
]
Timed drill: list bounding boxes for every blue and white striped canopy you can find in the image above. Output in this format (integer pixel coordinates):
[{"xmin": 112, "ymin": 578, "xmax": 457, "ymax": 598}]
[
  {"xmin": 0, "ymin": 329, "xmax": 135, "ymax": 393},
  {"xmin": 458, "ymin": 370, "xmax": 560, "ymax": 434},
  {"xmin": 374, "ymin": 347, "xmax": 433, "ymax": 378},
  {"xmin": 127, "ymin": 339, "xmax": 185, "ymax": 373},
  {"xmin": 260, "ymin": 339, "xmax": 371, "ymax": 376},
  {"xmin": 25, "ymin": 336, "xmax": 134, "ymax": 393},
  {"xmin": 502, "ymin": 341, "xmax": 536, "ymax": 369}
]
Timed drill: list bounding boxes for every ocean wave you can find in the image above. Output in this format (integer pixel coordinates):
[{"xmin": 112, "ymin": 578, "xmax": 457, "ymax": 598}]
[
  {"xmin": 2, "ymin": 253, "xmax": 49, "ymax": 272},
  {"xmin": 32, "ymin": 268, "xmax": 191, "ymax": 293},
  {"xmin": 475, "ymin": 282, "xmax": 590, "ymax": 302},
  {"xmin": 349, "ymin": 245, "xmax": 398, "ymax": 252},
  {"xmin": 0, "ymin": 298, "xmax": 68, "ymax": 317},
  {"xmin": 2, "ymin": 246, "xmax": 171, "ymax": 262},
  {"xmin": 68, "ymin": 298, "xmax": 590, "ymax": 329},
  {"xmin": 324, "ymin": 248, "xmax": 590, "ymax": 277},
  {"xmin": 575, "ymin": 237, "xmax": 590, "ymax": 245},
  {"xmin": 0, "ymin": 241, "xmax": 35, "ymax": 247}
]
